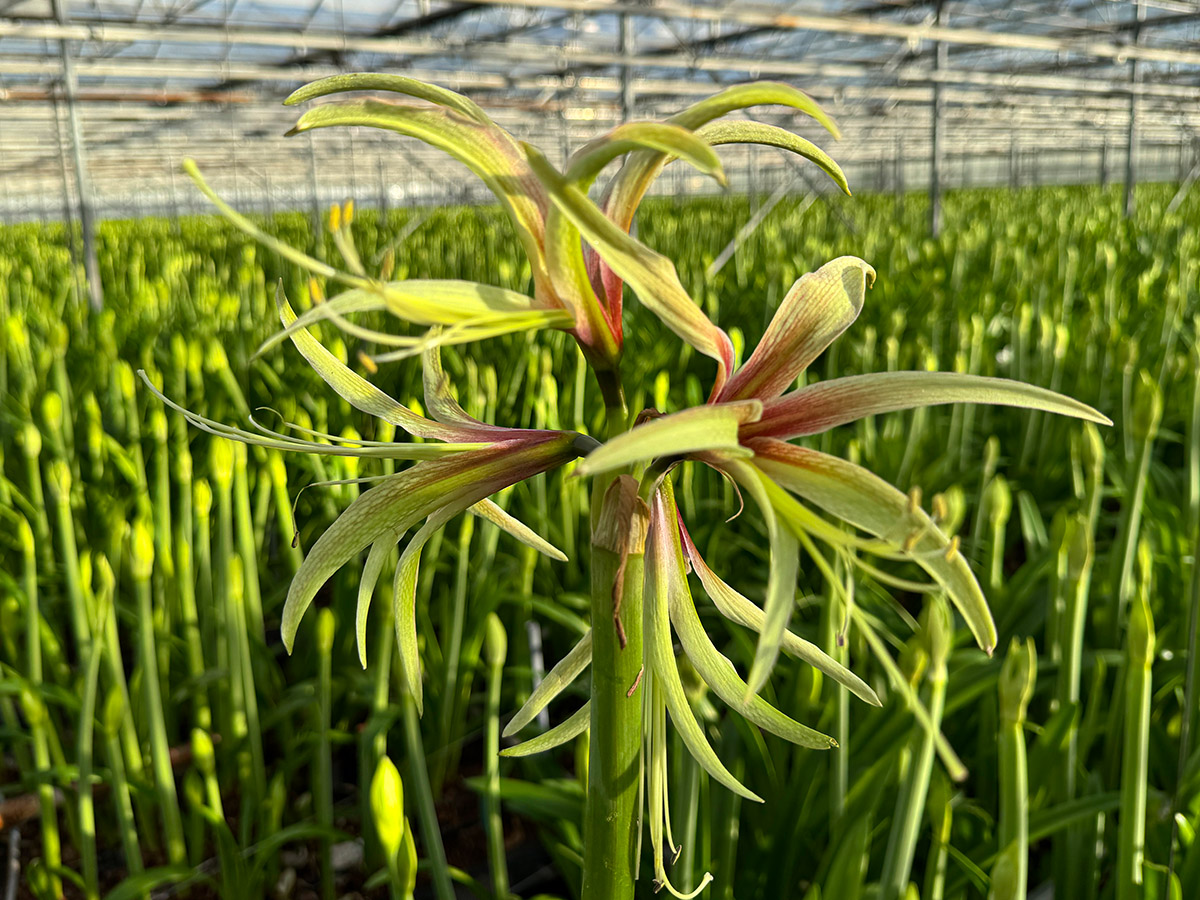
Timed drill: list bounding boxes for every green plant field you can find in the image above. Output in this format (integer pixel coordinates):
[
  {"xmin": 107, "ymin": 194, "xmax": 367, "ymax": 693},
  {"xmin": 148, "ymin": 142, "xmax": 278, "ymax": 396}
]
[{"xmin": 2, "ymin": 182, "xmax": 1198, "ymax": 898}]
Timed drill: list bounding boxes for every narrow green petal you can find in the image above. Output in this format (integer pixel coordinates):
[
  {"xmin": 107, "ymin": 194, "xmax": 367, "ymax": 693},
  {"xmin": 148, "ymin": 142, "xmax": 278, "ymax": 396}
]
[
  {"xmin": 604, "ymin": 82, "xmax": 839, "ymax": 236},
  {"xmin": 503, "ymin": 630, "xmax": 592, "ymax": 737},
  {"xmin": 392, "ymin": 507, "xmax": 456, "ymax": 715},
  {"xmin": 574, "ymin": 401, "xmax": 762, "ymax": 478},
  {"xmin": 470, "ymin": 499, "xmax": 568, "ymax": 563},
  {"xmin": 139, "ymin": 369, "xmax": 484, "ymax": 459},
  {"xmin": 500, "ymin": 703, "xmax": 590, "ymax": 758},
  {"xmin": 356, "ymin": 538, "xmax": 395, "ymax": 668},
  {"xmin": 654, "ymin": 482, "xmax": 835, "ymax": 748},
  {"xmin": 524, "ymin": 144, "xmax": 736, "ymax": 395},
  {"xmin": 567, "ymin": 122, "xmax": 726, "ymax": 191},
  {"xmin": 724, "ymin": 460, "xmax": 801, "ymax": 699},
  {"xmin": 422, "ymin": 342, "xmax": 486, "ymax": 429},
  {"xmin": 720, "ymin": 257, "xmax": 875, "ymax": 402},
  {"xmin": 284, "ymin": 470, "xmax": 439, "ymax": 653},
  {"xmin": 284, "ymin": 72, "xmax": 490, "ymax": 125},
  {"xmin": 679, "ymin": 525, "xmax": 880, "ymax": 706},
  {"xmin": 275, "ymin": 285, "xmax": 480, "ymax": 442},
  {"xmin": 284, "ymin": 436, "xmax": 579, "ymax": 654},
  {"xmin": 751, "ymin": 440, "xmax": 997, "ymax": 654},
  {"xmin": 287, "ymin": 100, "xmax": 552, "ymax": 302},
  {"xmin": 697, "ymin": 120, "xmax": 849, "ymax": 195},
  {"xmin": 184, "ymin": 159, "xmax": 354, "ymax": 286},
  {"xmin": 750, "ymin": 371, "xmax": 1112, "ymax": 440},
  {"xmin": 645, "ymin": 497, "xmax": 763, "ymax": 803}
]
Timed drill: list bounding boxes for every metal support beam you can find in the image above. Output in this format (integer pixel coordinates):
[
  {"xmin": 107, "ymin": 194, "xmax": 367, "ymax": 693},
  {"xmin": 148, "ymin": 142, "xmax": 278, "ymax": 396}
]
[
  {"xmin": 930, "ymin": 0, "xmax": 946, "ymax": 237},
  {"xmin": 51, "ymin": 0, "xmax": 102, "ymax": 309},
  {"xmin": 619, "ymin": 10, "xmax": 635, "ymax": 121},
  {"xmin": 1125, "ymin": 2, "xmax": 1145, "ymax": 218}
]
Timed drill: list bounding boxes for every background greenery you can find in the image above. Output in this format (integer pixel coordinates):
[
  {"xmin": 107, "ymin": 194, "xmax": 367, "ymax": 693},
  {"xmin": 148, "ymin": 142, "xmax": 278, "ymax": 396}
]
[{"xmin": 1, "ymin": 182, "xmax": 1197, "ymax": 898}]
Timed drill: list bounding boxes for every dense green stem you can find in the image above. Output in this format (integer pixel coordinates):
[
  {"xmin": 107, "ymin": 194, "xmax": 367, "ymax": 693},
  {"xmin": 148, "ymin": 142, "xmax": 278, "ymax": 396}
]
[{"xmin": 581, "ymin": 479, "xmax": 646, "ymax": 900}]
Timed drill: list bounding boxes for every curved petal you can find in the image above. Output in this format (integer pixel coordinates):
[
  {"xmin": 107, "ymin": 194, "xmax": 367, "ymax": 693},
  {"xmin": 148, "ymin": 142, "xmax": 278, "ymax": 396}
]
[
  {"xmin": 500, "ymin": 703, "xmax": 590, "ymax": 758},
  {"xmin": 574, "ymin": 401, "xmax": 761, "ymax": 478},
  {"xmin": 285, "ymin": 73, "xmax": 491, "ymax": 125},
  {"xmin": 356, "ymin": 537, "xmax": 396, "ymax": 668},
  {"xmin": 275, "ymin": 285, "xmax": 484, "ymax": 442},
  {"xmin": 503, "ymin": 630, "xmax": 592, "ymax": 737},
  {"xmin": 722, "ymin": 459, "xmax": 800, "ymax": 698},
  {"xmin": 652, "ymin": 481, "xmax": 836, "ymax": 748},
  {"xmin": 749, "ymin": 439, "xmax": 997, "ymax": 654},
  {"xmin": 524, "ymin": 144, "xmax": 735, "ymax": 396},
  {"xmin": 286, "ymin": 99, "xmax": 555, "ymax": 307},
  {"xmin": 747, "ymin": 371, "xmax": 1112, "ymax": 440},
  {"xmin": 645, "ymin": 496, "xmax": 762, "ymax": 802},
  {"xmin": 719, "ymin": 257, "xmax": 875, "ymax": 403},
  {"xmin": 282, "ymin": 435, "xmax": 579, "ymax": 653},
  {"xmin": 677, "ymin": 521, "xmax": 880, "ymax": 707},
  {"xmin": 696, "ymin": 120, "xmax": 849, "ymax": 196}
]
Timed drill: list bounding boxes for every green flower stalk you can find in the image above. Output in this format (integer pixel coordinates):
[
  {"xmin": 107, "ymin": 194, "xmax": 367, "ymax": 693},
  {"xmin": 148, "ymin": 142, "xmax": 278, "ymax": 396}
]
[{"xmin": 158, "ymin": 72, "xmax": 1111, "ymax": 899}]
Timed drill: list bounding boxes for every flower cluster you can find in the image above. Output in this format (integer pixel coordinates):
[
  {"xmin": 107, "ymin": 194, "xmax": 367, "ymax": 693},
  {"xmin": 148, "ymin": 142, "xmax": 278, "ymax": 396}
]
[{"xmin": 161, "ymin": 73, "xmax": 1108, "ymax": 897}]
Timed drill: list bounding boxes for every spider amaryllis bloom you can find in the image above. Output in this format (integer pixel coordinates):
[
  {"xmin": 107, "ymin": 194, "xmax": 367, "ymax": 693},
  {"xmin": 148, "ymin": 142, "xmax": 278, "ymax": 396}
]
[
  {"xmin": 576, "ymin": 254, "xmax": 1109, "ymax": 695},
  {"xmin": 187, "ymin": 73, "xmax": 848, "ymax": 379},
  {"xmin": 143, "ymin": 286, "xmax": 596, "ymax": 714}
]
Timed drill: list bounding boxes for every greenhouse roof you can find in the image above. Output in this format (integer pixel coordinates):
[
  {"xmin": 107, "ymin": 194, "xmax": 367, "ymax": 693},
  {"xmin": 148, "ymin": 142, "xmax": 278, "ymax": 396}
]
[{"xmin": 3, "ymin": 0, "xmax": 1200, "ymax": 219}]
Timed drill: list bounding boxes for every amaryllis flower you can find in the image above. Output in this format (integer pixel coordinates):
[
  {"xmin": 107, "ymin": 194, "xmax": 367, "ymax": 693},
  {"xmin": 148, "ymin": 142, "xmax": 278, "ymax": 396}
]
[
  {"xmin": 143, "ymin": 286, "xmax": 596, "ymax": 713},
  {"xmin": 189, "ymin": 74, "xmax": 848, "ymax": 379}
]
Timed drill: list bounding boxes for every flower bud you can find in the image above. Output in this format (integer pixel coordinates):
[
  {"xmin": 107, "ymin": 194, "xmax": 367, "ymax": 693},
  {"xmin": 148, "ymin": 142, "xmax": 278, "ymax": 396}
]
[
  {"xmin": 998, "ymin": 636, "xmax": 1036, "ymax": 724},
  {"xmin": 371, "ymin": 756, "xmax": 406, "ymax": 863},
  {"xmin": 130, "ymin": 517, "xmax": 155, "ymax": 582},
  {"xmin": 484, "ymin": 613, "xmax": 508, "ymax": 669},
  {"xmin": 1131, "ymin": 370, "xmax": 1162, "ymax": 444}
]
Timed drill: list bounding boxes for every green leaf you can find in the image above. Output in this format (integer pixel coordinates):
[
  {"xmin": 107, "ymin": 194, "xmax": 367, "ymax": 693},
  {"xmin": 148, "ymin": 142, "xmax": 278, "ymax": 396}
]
[
  {"xmin": 720, "ymin": 257, "xmax": 875, "ymax": 402},
  {"xmin": 678, "ymin": 526, "xmax": 880, "ymax": 707},
  {"xmin": 524, "ymin": 144, "xmax": 736, "ymax": 396},
  {"xmin": 752, "ymin": 440, "xmax": 997, "ymax": 655},
  {"xmin": 574, "ymin": 401, "xmax": 762, "ymax": 478},
  {"xmin": 654, "ymin": 480, "xmax": 835, "ymax": 748},
  {"xmin": 751, "ymin": 371, "xmax": 1112, "ymax": 440},
  {"xmin": 697, "ymin": 120, "xmax": 849, "ymax": 195},
  {"xmin": 103, "ymin": 867, "xmax": 197, "ymax": 900},
  {"xmin": 645, "ymin": 490, "xmax": 762, "ymax": 803},
  {"xmin": 503, "ymin": 630, "xmax": 592, "ymax": 737},
  {"xmin": 500, "ymin": 703, "xmax": 590, "ymax": 757}
]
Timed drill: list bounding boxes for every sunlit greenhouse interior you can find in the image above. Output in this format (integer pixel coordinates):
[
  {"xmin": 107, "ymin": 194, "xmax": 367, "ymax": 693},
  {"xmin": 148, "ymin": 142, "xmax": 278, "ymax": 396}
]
[{"xmin": 3, "ymin": 1, "xmax": 1200, "ymax": 898}]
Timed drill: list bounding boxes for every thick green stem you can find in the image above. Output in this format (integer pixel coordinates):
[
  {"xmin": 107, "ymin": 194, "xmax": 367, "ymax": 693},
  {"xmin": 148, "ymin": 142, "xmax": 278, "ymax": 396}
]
[{"xmin": 581, "ymin": 479, "xmax": 646, "ymax": 900}]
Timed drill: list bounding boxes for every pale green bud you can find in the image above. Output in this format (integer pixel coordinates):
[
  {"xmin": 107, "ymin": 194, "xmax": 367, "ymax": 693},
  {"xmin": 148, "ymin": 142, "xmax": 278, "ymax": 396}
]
[
  {"xmin": 370, "ymin": 756, "xmax": 407, "ymax": 863},
  {"xmin": 130, "ymin": 517, "xmax": 155, "ymax": 582},
  {"xmin": 1131, "ymin": 370, "xmax": 1162, "ymax": 444},
  {"xmin": 484, "ymin": 613, "xmax": 507, "ymax": 668},
  {"xmin": 998, "ymin": 636, "xmax": 1036, "ymax": 724}
]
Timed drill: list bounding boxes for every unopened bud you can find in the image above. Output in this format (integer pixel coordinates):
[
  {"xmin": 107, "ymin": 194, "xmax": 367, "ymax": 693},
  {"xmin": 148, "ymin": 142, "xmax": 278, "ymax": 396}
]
[
  {"xmin": 130, "ymin": 517, "xmax": 155, "ymax": 582},
  {"xmin": 370, "ymin": 756, "xmax": 406, "ymax": 863},
  {"xmin": 1131, "ymin": 370, "xmax": 1162, "ymax": 444},
  {"xmin": 484, "ymin": 613, "xmax": 508, "ymax": 668},
  {"xmin": 987, "ymin": 475, "xmax": 1012, "ymax": 527},
  {"xmin": 998, "ymin": 636, "xmax": 1036, "ymax": 723}
]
